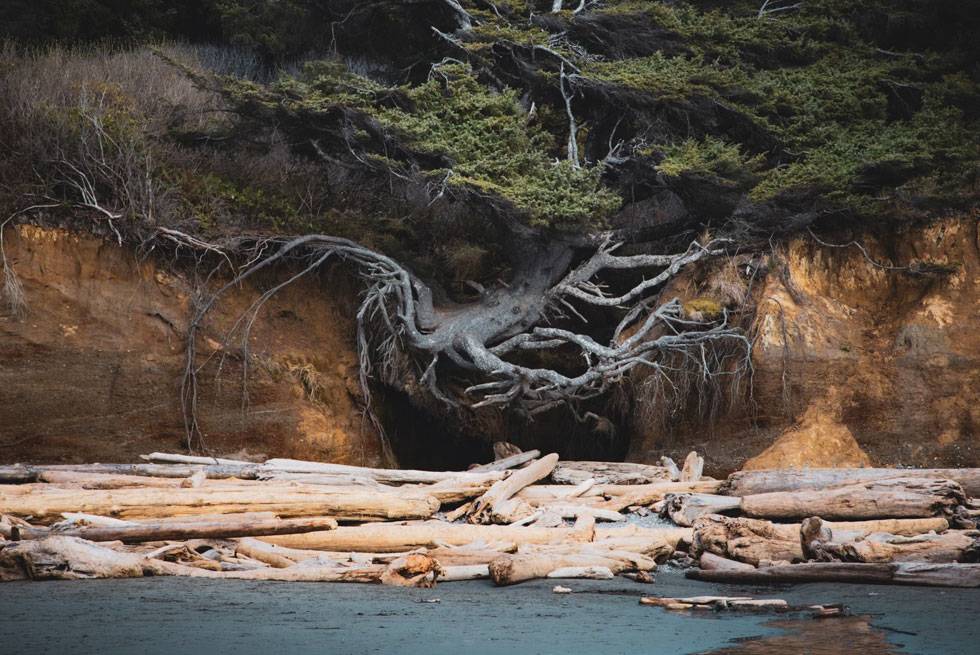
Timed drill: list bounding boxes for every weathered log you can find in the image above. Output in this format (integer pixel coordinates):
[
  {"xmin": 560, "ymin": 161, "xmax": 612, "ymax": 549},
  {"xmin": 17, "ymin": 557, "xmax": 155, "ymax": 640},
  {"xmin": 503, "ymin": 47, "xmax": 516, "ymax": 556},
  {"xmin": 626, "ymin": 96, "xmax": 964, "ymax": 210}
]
[
  {"xmin": 469, "ymin": 450, "xmax": 541, "ymax": 473},
  {"xmin": 233, "ymin": 538, "xmax": 299, "ymax": 568},
  {"xmin": 550, "ymin": 461, "xmax": 671, "ymax": 485},
  {"xmin": 1, "ymin": 536, "xmax": 149, "ymax": 581},
  {"xmin": 661, "ymin": 494, "xmax": 742, "ymax": 527},
  {"xmin": 692, "ymin": 515, "xmax": 804, "ymax": 565},
  {"xmin": 802, "ymin": 517, "xmax": 979, "ymax": 563},
  {"xmin": 1, "ymin": 536, "xmax": 441, "ymax": 586},
  {"xmin": 488, "ymin": 550, "xmax": 654, "ymax": 586},
  {"xmin": 0, "ymin": 463, "xmax": 257, "ymax": 483},
  {"xmin": 547, "ymin": 566, "xmax": 614, "ymax": 580},
  {"xmin": 692, "ymin": 515, "xmax": 951, "ymax": 566},
  {"xmin": 741, "ymin": 478, "xmax": 965, "ymax": 521},
  {"xmin": 469, "ymin": 453, "xmax": 559, "ymax": 522},
  {"xmin": 591, "ymin": 481, "xmax": 724, "ymax": 512},
  {"xmin": 16, "ymin": 516, "xmax": 338, "ymax": 544},
  {"xmin": 262, "ymin": 459, "xmax": 505, "ymax": 485},
  {"xmin": 723, "ymin": 468, "xmax": 980, "ymax": 497},
  {"xmin": 37, "ymin": 471, "xmax": 190, "ymax": 489},
  {"xmin": 439, "ymin": 564, "xmax": 490, "ymax": 581},
  {"xmin": 142, "ymin": 452, "xmax": 254, "ymax": 466},
  {"xmin": 687, "ymin": 561, "xmax": 980, "ymax": 587},
  {"xmin": 698, "ymin": 552, "xmax": 755, "ymax": 572},
  {"xmin": 679, "ymin": 452, "xmax": 704, "ymax": 483},
  {"xmin": 261, "ymin": 520, "xmax": 685, "ymax": 552},
  {"xmin": 0, "ymin": 485, "xmax": 440, "ymax": 522},
  {"xmin": 640, "ymin": 595, "xmax": 788, "ymax": 610}
]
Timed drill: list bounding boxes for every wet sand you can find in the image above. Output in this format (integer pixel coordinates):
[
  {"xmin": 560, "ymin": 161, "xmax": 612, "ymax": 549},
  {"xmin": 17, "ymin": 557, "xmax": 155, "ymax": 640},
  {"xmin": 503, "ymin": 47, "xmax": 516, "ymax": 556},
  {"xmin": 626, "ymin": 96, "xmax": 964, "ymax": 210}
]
[{"xmin": 0, "ymin": 569, "xmax": 975, "ymax": 655}]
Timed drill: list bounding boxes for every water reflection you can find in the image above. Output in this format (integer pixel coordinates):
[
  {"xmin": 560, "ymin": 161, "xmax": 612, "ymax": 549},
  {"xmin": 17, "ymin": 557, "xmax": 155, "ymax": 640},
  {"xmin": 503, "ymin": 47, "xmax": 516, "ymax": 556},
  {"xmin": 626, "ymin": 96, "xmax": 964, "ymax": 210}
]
[{"xmin": 699, "ymin": 616, "xmax": 906, "ymax": 655}]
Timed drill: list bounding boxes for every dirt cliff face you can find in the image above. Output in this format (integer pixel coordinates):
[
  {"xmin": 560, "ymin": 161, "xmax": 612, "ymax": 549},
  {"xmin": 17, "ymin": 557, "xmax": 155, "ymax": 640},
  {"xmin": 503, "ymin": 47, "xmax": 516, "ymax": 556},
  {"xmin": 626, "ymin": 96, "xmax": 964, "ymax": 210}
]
[
  {"xmin": 628, "ymin": 215, "xmax": 980, "ymax": 472},
  {"xmin": 3, "ymin": 217, "xmax": 978, "ymax": 471},
  {"xmin": 0, "ymin": 225, "xmax": 384, "ymax": 466}
]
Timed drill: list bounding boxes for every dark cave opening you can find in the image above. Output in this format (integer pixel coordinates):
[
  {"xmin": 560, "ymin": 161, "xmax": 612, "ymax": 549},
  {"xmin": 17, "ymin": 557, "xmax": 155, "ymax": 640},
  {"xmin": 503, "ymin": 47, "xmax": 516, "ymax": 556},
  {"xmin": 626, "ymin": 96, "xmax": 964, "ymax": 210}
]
[{"xmin": 378, "ymin": 386, "xmax": 633, "ymax": 471}]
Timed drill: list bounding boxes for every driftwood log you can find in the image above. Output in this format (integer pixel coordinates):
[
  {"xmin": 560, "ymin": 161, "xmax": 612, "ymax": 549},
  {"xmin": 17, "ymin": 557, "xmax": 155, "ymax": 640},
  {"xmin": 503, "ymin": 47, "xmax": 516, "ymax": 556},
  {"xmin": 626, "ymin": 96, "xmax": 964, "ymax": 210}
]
[
  {"xmin": 0, "ymin": 463, "xmax": 257, "ymax": 483},
  {"xmin": 550, "ymin": 461, "xmax": 671, "ymax": 485},
  {"xmin": 469, "ymin": 450, "xmax": 541, "ymax": 473},
  {"xmin": 261, "ymin": 521, "xmax": 689, "ymax": 552},
  {"xmin": 14, "ymin": 516, "xmax": 339, "ymax": 544},
  {"xmin": 723, "ymin": 468, "xmax": 980, "ymax": 497},
  {"xmin": 687, "ymin": 561, "xmax": 980, "ymax": 588},
  {"xmin": 661, "ymin": 494, "xmax": 742, "ymax": 527},
  {"xmin": 740, "ymin": 478, "xmax": 965, "ymax": 521},
  {"xmin": 469, "ymin": 454, "xmax": 559, "ymax": 523},
  {"xmin": 0, "ymin": 485, "xmax": 440, "ymax": 522},
  {"xmin": 692, "ymin": 515, "xmax": 952, "ymax": 566},
  {"xmin": 801, "ymin": 517, "xmax": 979, "ymax": 563}
]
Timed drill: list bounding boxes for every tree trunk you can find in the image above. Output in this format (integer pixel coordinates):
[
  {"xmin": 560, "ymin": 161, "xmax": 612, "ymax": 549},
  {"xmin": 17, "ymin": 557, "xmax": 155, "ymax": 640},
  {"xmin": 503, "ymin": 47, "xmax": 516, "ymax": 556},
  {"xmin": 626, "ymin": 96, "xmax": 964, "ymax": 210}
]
[
  {"xmin": 692, "ymin": 515, "xmax": 953, "ymax": 566},
  {"xmin": 0, "ymin": 485, "xmax": 440, "ymax": 522},
  {"xmin": 0, "ymin": 463, "xmax": 257, "ymax": 483},
  {"xmin": 16, "ymin": 516, "xmax": 339, "ymax": 544},
  {"xmin": 550, "ymin": 461, "xmax": 671, "ymax": 485},
  {"xmin": 260, "ymin": 521, "xmax": 685, "ymax": 552},
  {"xmin": 740, "ymin": 478, "xmax": 965, "ymax": 521},
  {"xmin": 802, "ymin": 517, "xmax": 979, "ymax": 563},
  {"xmin": 687, "ymin": 562, "xmax": 980, "ymax": 587},
  {"xmin": 488, "ymin": 551, "xmax": 653, "ymax": 585},
  {"xmin": 692, "ymin": 515, "xmax": 805, "ymax": 565},
  {"xmin": 262, "ymin": 459, "xmax": 507, "ymax": 485},
  {"xmin": 723, "ymin": 468, "xmax": 980, "ymax": 498}
]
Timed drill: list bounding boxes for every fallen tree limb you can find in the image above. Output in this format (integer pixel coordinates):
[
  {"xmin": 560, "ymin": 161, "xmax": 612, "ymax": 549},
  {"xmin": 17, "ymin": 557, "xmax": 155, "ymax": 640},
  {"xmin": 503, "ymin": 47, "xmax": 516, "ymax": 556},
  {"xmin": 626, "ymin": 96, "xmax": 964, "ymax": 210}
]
[
  {"xmin": 470, "ymin": 450, "xmax": 541, "ymax": 473},
  {"xmin": 469, "ymin": 454, "xmax": 559, "ymax": 523}
]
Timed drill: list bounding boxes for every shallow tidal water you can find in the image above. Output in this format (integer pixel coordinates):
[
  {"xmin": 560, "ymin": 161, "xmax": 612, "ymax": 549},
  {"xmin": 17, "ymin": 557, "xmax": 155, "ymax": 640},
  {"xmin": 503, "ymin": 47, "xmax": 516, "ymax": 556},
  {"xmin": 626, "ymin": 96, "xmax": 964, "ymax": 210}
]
[{"xmin": 0, "ymin": 569, "xmax": 975, "ymax": 655}]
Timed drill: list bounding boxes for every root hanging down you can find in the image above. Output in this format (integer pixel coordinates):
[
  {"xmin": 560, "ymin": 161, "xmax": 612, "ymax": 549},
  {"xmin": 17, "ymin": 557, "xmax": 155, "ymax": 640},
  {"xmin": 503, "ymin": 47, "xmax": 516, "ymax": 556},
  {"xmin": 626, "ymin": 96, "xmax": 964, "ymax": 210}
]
[{"xmin": 160, "ymin": 229, "xmax": 751, "ymax": 452}]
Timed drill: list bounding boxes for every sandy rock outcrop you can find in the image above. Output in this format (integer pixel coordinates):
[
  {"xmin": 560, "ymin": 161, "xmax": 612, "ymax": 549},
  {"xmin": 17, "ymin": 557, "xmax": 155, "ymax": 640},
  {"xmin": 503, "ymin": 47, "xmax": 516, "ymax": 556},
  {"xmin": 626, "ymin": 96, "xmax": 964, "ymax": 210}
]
[{"xmin": 0, "ymin": 225, "xmax": 385, "ymax": 466}]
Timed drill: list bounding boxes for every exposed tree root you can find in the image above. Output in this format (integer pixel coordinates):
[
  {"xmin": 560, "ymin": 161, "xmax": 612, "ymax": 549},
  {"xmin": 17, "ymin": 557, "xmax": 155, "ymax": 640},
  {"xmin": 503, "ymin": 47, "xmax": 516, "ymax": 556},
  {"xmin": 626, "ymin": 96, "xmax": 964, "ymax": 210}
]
[{"xmin": 159, "ymin": 229, "xmax": 751, "ymax": 453}]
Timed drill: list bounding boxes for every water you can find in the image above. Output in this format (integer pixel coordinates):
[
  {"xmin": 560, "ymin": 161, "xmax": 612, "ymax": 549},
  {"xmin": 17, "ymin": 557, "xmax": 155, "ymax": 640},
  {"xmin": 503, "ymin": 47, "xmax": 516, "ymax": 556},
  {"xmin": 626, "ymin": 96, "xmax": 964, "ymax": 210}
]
[{"xmin": 0, "ymin": 570, "xmax": 974, "ymax": 655}]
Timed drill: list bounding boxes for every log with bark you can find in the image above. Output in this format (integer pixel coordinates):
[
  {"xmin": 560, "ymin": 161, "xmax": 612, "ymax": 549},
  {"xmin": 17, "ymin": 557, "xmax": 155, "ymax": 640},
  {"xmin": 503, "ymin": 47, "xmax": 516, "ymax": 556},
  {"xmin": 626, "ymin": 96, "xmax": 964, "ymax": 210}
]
[
  {"xmin": 687, "ymin": 561, "xmax": 980, "ymax": 588},
  {"xmin": 0, "ymin": 485, "xmax": 440, "ymax": 522},
  {"xmin": 723, "ymin": 468, "xmax": 980, "ymax": 497},
  {"xmin": 740, "ymin": 478, "xmax": 965, "ymax": 521}
]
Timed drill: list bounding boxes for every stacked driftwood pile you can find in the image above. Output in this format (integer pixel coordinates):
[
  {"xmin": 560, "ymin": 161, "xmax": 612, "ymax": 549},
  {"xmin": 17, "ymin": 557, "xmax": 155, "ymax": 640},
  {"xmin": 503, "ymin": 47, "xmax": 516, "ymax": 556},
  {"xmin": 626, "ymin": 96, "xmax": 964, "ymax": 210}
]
[{"xmin": 2, "ymin": 450, "xmax": 979, "ymax": 588}]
